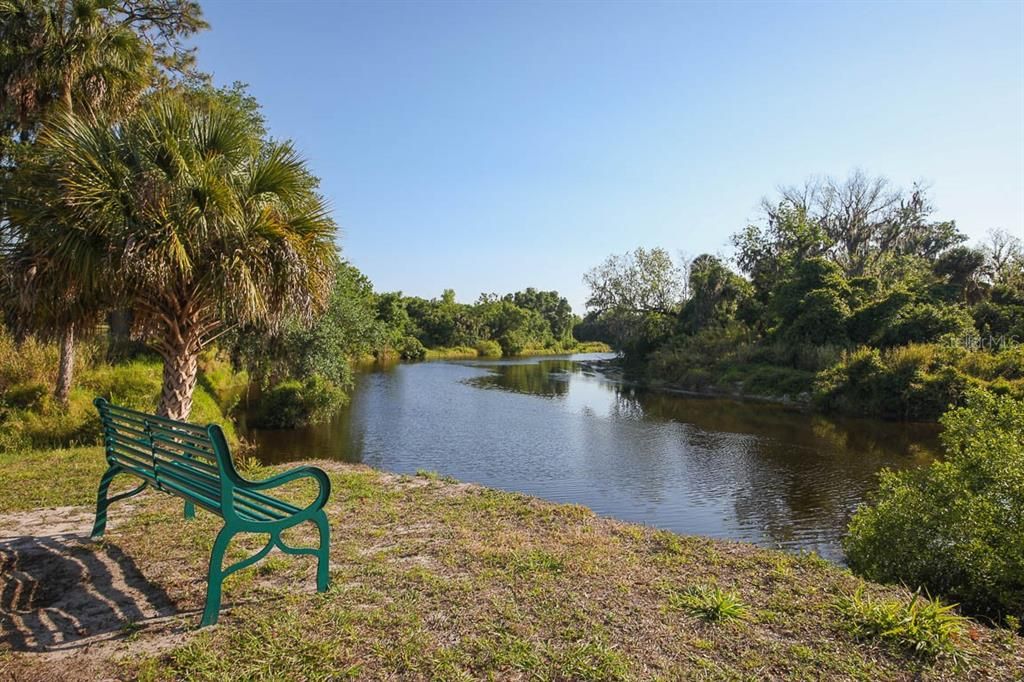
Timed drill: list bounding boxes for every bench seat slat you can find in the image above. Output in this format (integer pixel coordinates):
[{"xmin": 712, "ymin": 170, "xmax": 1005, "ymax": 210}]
[
  {"xmin": 150, "ymin": 435, "xmax": 215, "ymax": 456},
  {"xmin": 154, "ymin": 469, "xmax": 282, "ymax": 523},
  {"xmin": 107, "ymin": 446, "xmax": 153, "ymax": 470},
  {"xmin": 108, "ymin": 437, "xmax": 153, "ymax": 461},
  {"xmin": 154, "ymin": 475, "xmax": 225, "ymax": 514},
  {"xmin": 151, "ymin": 434, "xmax": 218, "ymax": 461},
  {"xmin": 104, "ymin": 420, "xmax": 149, "ymax": 440},
  {"xmin": 152, "ymin": 446, "xmax": 220, "ymax": 474},
  {"xmin": 158, "ymin": 459, "xmax": 300, "ymax": 518},
  {"xmin": 112, "ymin": 409, "xmax": 209, "ymax": 436},
  {"xmin": 156, "ymin": 462, "xmax": 291, "ymax": 521},
  {"xmin": 106, "ymin": 430, "xmax": 154, "ymax": 454}
]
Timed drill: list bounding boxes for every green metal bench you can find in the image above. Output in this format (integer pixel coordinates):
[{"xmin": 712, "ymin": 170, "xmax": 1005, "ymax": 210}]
[{"xmin": 90, "ymin": 398, "xmax": 331, "ymax": 627}]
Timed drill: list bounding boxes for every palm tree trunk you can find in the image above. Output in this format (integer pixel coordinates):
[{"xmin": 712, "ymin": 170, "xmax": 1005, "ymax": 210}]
[
  {"xmin": 158, "ymin": 340, "xmax": 200, "ymax": 421},
  {"xmin": 55, "ymin": 324, "xmax": 75, "ymax": 406}
]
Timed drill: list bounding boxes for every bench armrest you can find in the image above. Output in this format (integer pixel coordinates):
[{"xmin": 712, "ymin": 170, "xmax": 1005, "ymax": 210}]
[{"xmin": 239, "ymin": 465, "xmax": 331, "ymax": 514}]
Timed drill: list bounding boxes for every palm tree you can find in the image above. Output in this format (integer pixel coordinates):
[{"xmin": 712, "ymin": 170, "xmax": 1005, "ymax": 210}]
[
  {"xmin": 1, "ymin": 0, "xmax": 150, "ymax": 404},
  {"xmin": 20, "ymin": 90, "xmax": 338, "ymax": 419},
  {"xmin": 1, "ymin": 0, "xmax": 205, "ymax": 404}
]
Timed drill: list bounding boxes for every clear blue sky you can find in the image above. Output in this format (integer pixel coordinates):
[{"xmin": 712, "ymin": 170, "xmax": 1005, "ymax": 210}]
[{"xmin": 193, "ymin": 0, "xmax": 1024, "ymax": 312}]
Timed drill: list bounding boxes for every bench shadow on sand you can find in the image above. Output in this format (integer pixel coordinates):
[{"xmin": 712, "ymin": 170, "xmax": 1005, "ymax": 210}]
[{"xmin": 0, "ymin": 532, "xmax": 177, "ymax": 652}]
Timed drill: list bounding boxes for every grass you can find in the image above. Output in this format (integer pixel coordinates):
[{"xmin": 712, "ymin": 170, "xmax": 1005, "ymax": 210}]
[
  {"xmin": 1, "ymin": 447, "xmax": 1021, "ymax": 680},
  {"xmin": 835, "ymin": 588, "xmax": 971, "ymax": 663},
  {"xmin": 423, "ymin": 345, "xmax": 481, "ymax": 360},
  {"xmin": 666, "ymin": 584, "xmax": 749, "ymax": 623}
]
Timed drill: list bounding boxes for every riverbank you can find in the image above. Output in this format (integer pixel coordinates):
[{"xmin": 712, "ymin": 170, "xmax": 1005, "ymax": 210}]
[
  {"xmin": 1, "ymin": 447, "xmax": 1021, "ymax": 680},
  {"xmin": 581, "ymin": 356, "xmax": 815, "ymax": 409},
  {"xmin": 424, "ymin": 341, "xmax": 612, "ymax": 361}
]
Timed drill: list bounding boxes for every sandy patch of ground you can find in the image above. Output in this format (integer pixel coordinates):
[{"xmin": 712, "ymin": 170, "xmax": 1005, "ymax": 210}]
[{"xmin": 0, "ymin": 505, "xmax": 192, "ymax": 680}]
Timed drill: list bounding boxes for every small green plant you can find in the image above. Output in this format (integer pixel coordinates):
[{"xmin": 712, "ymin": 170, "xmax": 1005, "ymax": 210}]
[
  {"xmin": 119, "ymin": 620, "xmax": 143, "ymax": 641},
  {"xmin": 834, "ymin": 588, "xmax": 969, "ymax": 662},
  {"xmin": 669, "ymin": 584, "xmax": 748, "ymax": 623}
]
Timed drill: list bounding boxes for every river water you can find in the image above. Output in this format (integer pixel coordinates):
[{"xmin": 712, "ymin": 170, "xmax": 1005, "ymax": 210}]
[{"xmin": 241, "ymin": 353, "xmax": 940, "ymax": 562}]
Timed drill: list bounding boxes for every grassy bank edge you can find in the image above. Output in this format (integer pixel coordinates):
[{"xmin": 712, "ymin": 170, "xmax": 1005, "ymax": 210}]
[{"xmin": 2, "ymin": 445, "xmax": 1022, "ymax": 680}]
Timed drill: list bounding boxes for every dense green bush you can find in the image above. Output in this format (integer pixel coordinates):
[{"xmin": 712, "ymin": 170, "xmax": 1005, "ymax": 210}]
[
  {"xmin": 474, "ymin": 339, "xmax": 503, "ymax": 358},
  {"xmin": 252, "ymin": 374, "xmax": 346, "ymax": 429},
  {"xmin": 815, "ymin": 344, "xmax": 1022, "ymax": 420},
  {"xmin": 878, "ymin": 302, "xmax": 974, "ymax": 348},
  {"xmin": 844, "ymin": 391, "xmax": 1024, "ymax": 626}
]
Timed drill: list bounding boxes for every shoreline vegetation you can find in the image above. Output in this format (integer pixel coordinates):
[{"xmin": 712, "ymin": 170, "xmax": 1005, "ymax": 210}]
[
  {"xmin": 421, "ymin": 340, "xmax": 612, "ymax": 361},
  {"xmin": 577, "ymin": 176, "xmax": 1024, "ymax": 424},
  {"xmin": 1, "ymin": 447, "xmax": 1021, "ymax": 680}
]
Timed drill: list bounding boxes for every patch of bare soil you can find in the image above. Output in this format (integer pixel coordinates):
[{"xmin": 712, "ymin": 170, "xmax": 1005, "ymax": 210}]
[{"xmin": 0, "ymin": 506, "xmax": 189, "ymax": 681}]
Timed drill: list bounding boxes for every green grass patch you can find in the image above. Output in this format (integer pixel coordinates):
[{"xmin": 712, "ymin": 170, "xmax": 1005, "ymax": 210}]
[
  {"xmin": 834, "ymin": 588, "xmax": 970, "ymax": 662},
  {"xmin": 0, "ymin": 445, "xmax": 107, "ymax": 512},
  {"xmin": 667, "ymin": 584, "xmax": 750, "ymax": 624}
]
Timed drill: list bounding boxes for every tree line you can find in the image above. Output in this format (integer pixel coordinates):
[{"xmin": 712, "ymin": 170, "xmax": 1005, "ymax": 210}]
[{"xmin": 582, "ymin": 171, "xmax": 1023, "ymax": 420}]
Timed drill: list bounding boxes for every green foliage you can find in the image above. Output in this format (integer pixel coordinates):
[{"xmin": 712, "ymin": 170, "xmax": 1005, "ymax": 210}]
[
  {"xmin": 834, "ymin": 588, "xmax": 969, "ymax": 662},
  {"xmin": 814, "ymin": 344, "xmax": 1022, "ymax": 420},
  {"xmin": 879, "ymin": 302, "xmax": 974, "ymax": 348},
  {"xmin": 474, "ymin": 339, "xmax": 503, "ymax": 358},
  {"xmin": 198, "ymin": 349, "xmax": 249, "ymax": 415},
  {"xmin": 844, "ymin": 391, "xmax": 1024, "ymax": 625},
  {"xmin": 667, "ymin": 584, "xmax": 749, "ymax": 623},
  {"xmin": 584, "ymin": 174, "xmax": 1024, "ymax": 421},
  {"xmin": 0, "ymin": 330, "xmax": 237, "ymax": 450},
  {"xmin": 252, "ymin": 374, "xmax": 347, "ymax": 429},
  {"xmin": 393, "ymin": 288, "xmax": 579, "ymax": 358},
  {"xmin": 679, "ymin": 254, "xmax": 752, "ymax": 335},
  {"xmin": 504, "ymin": 288, "xmax": 575, "ymax": 342}
]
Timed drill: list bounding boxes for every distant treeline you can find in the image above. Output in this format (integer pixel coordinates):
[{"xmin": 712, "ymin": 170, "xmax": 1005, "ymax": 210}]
[{"xmin": 581, "ymin": 171, "xmax": 1024, "ymax": 421}]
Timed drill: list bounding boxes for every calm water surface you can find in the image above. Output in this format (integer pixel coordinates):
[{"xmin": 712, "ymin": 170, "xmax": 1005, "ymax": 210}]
[{"xmin": 242, "ymin": 353, "xmax": 939, "ymax": 561}]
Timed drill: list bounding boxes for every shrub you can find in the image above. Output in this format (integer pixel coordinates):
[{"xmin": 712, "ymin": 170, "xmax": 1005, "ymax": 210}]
[
  {"xmin": 784, "ymin": 288, "xmax": 851, "ymax": 345},
  {"xmin": 0, "ymin": 333, "xmax": 59, "ymax": 393},
  {"xmin": 474, "ymin": 339, "xmax": 503, "ymax": 358},
  {"xmin": 814, "ymin": 344, "xmax": 972, "ymax": 420},
  {"xmin": 879, "ymin": 302, "xmax": 974, "ymax": 348},
  {"xmin": 834, "ymin": 588, "xmax": 969, "ymax": 662},
  {"xmin": 253, "ymin": 374, "xmax": 346, "ymax": 429},
  {"xmin": 396, "ymin": 335, "xmax": 427, "ymax": 361},
  {"xmin": 80, "ymin": 359, "xmax": 164, "ymax": 411},
  {"xmin": 844, "ymin": 390, "xmax": 1024, "ymax": 626},
  {"xmin": 3, "ymin": 382, "xmax": 48, "ymax": 410}
]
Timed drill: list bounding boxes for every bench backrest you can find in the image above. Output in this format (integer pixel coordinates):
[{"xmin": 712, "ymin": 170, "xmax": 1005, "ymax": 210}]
[{"xmin": 95, "ymin": 398, "xmax": 244, "ymax": 513}]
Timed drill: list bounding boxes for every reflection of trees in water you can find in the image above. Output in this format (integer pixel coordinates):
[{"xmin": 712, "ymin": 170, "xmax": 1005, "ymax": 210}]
[
  {"xmin": 610, "ymin": 386, "xmax": 939, "ymax": 556},
  {"xmin": 465, "ymin": 360, "xmax": 578, "ymax": 397},
  {"xmin": 246, "ymin": 402, "xmax": 366, "ymax": 465},
  {"xmin": 244, "ymin": 373, "xmax": 376, "ymax": 465},
  {"xmin": 630, "ymin": 390, "xmax": 940, "ymax": 460}
]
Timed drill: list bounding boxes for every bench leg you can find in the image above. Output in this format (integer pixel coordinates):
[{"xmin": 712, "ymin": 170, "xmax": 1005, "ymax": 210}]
[
  {"xmin": 200, "ymin": 526, "xmax": 235, "ymax": 627},
  {"xmin": 184, "ymin": 501, "xmax": 195, "ymax": 520},
  {"xmin": 91, "ymin": 465, "xmax": 121, "ymax": 540},
  {"xmin": 314, "ymin": 510, "xmax": 330, "ymax": 592}
]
